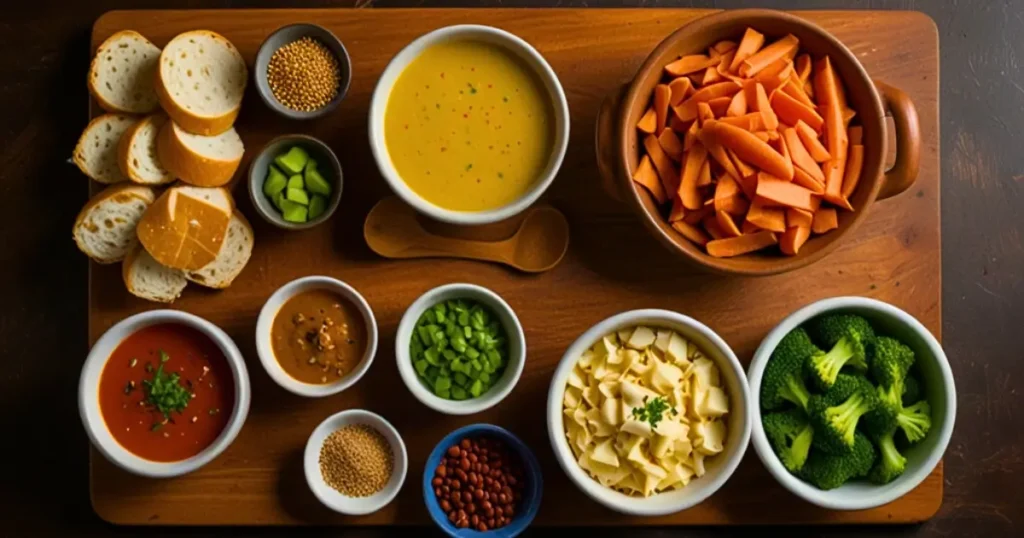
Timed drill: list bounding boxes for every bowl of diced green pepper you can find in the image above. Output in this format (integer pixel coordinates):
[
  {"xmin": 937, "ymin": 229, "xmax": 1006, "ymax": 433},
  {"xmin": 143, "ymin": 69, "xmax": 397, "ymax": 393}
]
[
  {"xmin": 396, "ymin": 283, "xmax": 526, "ymax": 415},
  {"xmin": 248, "ymin": 134, "xmax": 343, "ymax": 230}
]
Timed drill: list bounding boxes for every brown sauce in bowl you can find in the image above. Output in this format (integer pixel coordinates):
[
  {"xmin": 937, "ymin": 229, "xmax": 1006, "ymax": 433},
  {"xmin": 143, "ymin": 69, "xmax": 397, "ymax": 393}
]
[{"xmin": 271, "ymin": 289, "xmax": 368, "ymax": 384}]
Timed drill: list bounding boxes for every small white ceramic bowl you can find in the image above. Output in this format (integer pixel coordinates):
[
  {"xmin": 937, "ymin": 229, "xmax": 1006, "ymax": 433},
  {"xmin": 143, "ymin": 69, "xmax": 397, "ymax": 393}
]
[
  {"xmin": 368, "ymin": 24, "xmax": 570, "ymax": 226},
  {"xmin": 304, "ymin": 409, "xmax": 408, "ymax": 515},
  {"xmin": 748, "ymin": 296, "xmax": 956, "ymax": 511},
  {"xmin": 396, "ymin": 283, "xmax": 526, "ymax": 415},
  {"xmin": 255, "ymin": 276, "xmax": 378, "ymax": 397},
  {"xmin": 547, "ymin": 309, "xmax": 751, "ymax": 516},
  {"xmin": 78, "ymin": 310, "xmax": 251, "ymax": 478}
]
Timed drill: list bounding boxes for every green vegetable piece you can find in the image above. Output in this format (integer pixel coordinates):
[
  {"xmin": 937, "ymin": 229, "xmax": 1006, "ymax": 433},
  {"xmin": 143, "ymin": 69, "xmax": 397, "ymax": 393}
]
[
  {"xmin": 417, "ymin": 326, "xmax": 433, "ymax": 346},
  {"xmin": 463, "ymin": 325, "xmax": 473, "ymax": 339},
  {"xmin": 805, "ymin": 314, "xmax": 876, "ymax": 389},
  {"xmin": 272, "ymin": 191, "xmax": 286, "ymax": 211},
  {"xmin": 434, "ymin": 376, "xmax": 452, "ymax": 392},
  {"xmin": 442, "ymin": 349, "xmax": 457, "ymax": 362},
  {"xmin": 469, "ymin": 379, "xmax": 484, "ymax": 398},
  {"xmin": 435, "ymin": 308, "xmax": 447, "ymax": 324},
  {"xmin": 446, "ymin": 322, "xmax": 459, "ymax": 338},
  {"xmin": 436, "ymin": 337, "xmax": 448, "ymax": 351},
  {"xmin": 287, "ymin": 174, "xmax": 304, "ymax": 190},
  {"xmin": 451, "ymin": 386, "xmax": 468, "ymax": 400},
  {"xmin": 465, "ymin": 347, "xmax": 480, "ymax": 360},
  {"xmin": 479, "ymin": 372, "xmax": 491, "ymax": 384},
  {"xmin": 279, "ymin": 199, "xmax": 308, "ymax": 223},
  {"xmin": 762, "ymin": 409, "xmax": 814, "ymax": 472},
  {"xmin": 458, "ymin": 311, "xmax": 470, "ymax": 326},
  {"xmin": 306, "ymin": 158, "xmax": 318, "ymax": 171},
  {"xmin": 414, "ymin": 360, "xmax": 429, "ymax": 376},
  {"xmin": 308, "ymin": 195, "xmax": 327, "ymax": 220},
  {"xmin": 799, "ymin": 432, "xmax": 876, "ymax": 490},
  {"xmin": 423, "ymin": 347, "xmax": 440, "ymax": 366},
  {"xmin": 263, "ymin": 165, "xmax": 288, "ymax": 198},
  {"xmin": 761, "ymin": 328, "xmax": 817, "ymax": 412},
  {"xmin": 425, "ymin": 366, "xmax": 439, "ymax": 380},
  {"xmin": 305, "ymin": 163, "xmax": 327, "ymax": 191},
  {"xmin": 451, "ymin": 335, "xmax": 467, "ymax": 353},
  {"xmin": 902, "ymin": 375, "xmax": 922, "ymax": 407},
  {"xmin": 470, "ymin": 359, "xmax": 482, "ymax": 372},
  {"xmin": 286, "ymin": 187, "xmax": 309, "ymax": 206},
  {"xmin": 421, "ymin": 310, "xmax": 436, "ymax": 325},
  {"xmin": 868, "ymin": 428, "xmax": 907, "ymax": 484},
  {"xmin": 896, "ymin": 400, "xmax": 932, "ymax": 444},
  {"xmin": 410, "ymin": 338, "xmax": 423, "ymax": 356},
  {"xmin": 486, "ymin": 349, "xmax": 501, "ymax": 364},
  {"xmin": 436, "ymin": 388, "xmax": 450, "ymax": 399},
  {"xmin": 450, "ymin": 359, "xmax": 464, "ymax": 373},
  {"xmin": 454, "ymin": 372, "xmax": 468, "ymax": 386},
  {"xmin": 808, "ymin": 374, "xmax": 878, "ymax": 453},
  {"xmin": 275, "ymin": 146, "xmax": 309, "ymax": 175}
]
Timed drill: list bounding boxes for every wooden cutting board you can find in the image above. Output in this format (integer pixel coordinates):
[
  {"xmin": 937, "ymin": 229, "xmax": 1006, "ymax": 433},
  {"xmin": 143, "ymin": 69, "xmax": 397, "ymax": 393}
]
[{"xmin": 88, "ymin": 8, "xmax": 941, "ymax": 526}]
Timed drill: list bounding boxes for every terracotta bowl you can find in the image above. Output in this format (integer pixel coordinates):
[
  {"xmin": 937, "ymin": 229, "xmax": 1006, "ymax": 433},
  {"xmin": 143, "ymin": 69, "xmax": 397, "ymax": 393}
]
[{"xmin": 595, "ymin": 9, "xmax": 921, "ymax": 276}]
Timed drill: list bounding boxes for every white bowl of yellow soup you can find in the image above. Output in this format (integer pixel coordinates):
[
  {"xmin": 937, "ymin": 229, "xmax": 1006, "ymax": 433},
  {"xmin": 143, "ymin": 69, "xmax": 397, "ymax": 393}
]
[{"xmin": 370, "ymin": 25, "xmax": 569, "ymax": 225}]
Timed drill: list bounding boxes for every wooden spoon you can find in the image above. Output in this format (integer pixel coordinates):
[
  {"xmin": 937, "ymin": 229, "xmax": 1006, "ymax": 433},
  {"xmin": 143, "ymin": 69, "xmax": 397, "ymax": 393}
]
[{"xmin": 364, "ymin": 197, "xmax": 570, "ymax": 273}]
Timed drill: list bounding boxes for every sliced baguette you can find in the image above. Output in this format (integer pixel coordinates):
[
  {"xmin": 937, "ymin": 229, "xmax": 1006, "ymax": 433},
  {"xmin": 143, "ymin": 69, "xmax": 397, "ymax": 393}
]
[
  {"xmin": 88, "ymin": 30, "xmax": 161, "ymax": 114},
  {"xmin": 73, "ymin": 183, "xmax": 156, "ymax": 264},
  {"xmin": 117, "ymin": 114, "xmax": 175, "ymax": 185},
  {"xmin": 123, "ymin": 244, "xmax": 187, "ymax": 303},
  {"xmin": 157, "ymin": 120, "xmax": 243, "ymax": 187},
  {"xmin": 187, "ymin": 210, "xmax": 254, "ymax": 289},
  {"xmin": 73, "ymin": 114, "xmax": 137, "ymax": 184},
  {"xmin": 155, "ymin": 30, "xmax": 247, "ymax": 136},
  {"xmin": 137, "ymin": 185, "xmax": 234, "ymax": 271}
]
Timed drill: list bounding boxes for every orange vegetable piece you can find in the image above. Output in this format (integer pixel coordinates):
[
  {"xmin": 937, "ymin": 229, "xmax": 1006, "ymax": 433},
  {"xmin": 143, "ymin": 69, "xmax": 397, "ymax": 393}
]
[
  {"xmin": 669, "ymin": 77, "xmax": 694, "ymax": 106},
  {"xmin": 728, "ymin": 148, "xmax": 757, "ymax": 180},
  {"xmin": 752, "ymin": 83, "xmax": 779, "ymax": 131},
  {"xmin": 782, "ymin": 127, "xmax": 825, "ymax": 183},
  {"xmin": 795, "ymin": 120, "xmax": 830, "ymax": 162},
  {"xmin": 683, "ymin": 120, "xmax": 700, "ymax": 151},
  {"xmin": 702, "ymin": 66, "xmax": 723, "ymax": 86},
  {"xmin": 658, "ymin": 128, "xmax": 685, "ymax": 161},
  {"xmin": 713, "ymin": 40, "xmax": 738, "ymax": 55},
  {"xmin": 779, "ymin": 225, "xmax": 811, "ymax": 255},
  {"xmin": 697, "ymin": 159, "xmax": 713, "ymax": 187},
  {"xmin": 637, "ymin": 107, "xmax": 657, "ymax": 134},
  {"xmin": 741, "ymin": 220, "xmax": 761, "ymax": 234},
  {"xmin": 643, "ymin": 134, "xmax": 681, "ymax": 195},
  {"xmin": 713, "ymin": 172, "xmax": 740, "ymax": 203},
  {"xmin": 715, "ymin": 50, "xmax": 737, "ymax": 77},
  {"xmin": 697, "ymin": 102, "xmax": 715, "ymax": 126},
  {"xmin": 668, "ymin": 196, "xmax": 686, "ymax": 222},
  {"xmin": 787, "ymin": 208, "xmax": 813, "ymax": 229},
  {"xmin": 678, "ymin": 144, "xmax": 708, "ymax": 210},
  {"xmin": 653, "ymin": 84, "xmax": 671, "ymax": 134},
  {"xmin": 671, "ymin": 220, "xmax": 710, "ymax": 246},
  {"xmin": 822, "ymin": 158, "xmax": 852, "ymax": 210},
  {"xmin": 706, "ymin": 230, "xmax": 778, "ymax": 258},
  {"xmin": 756, "ymin": 172, "xmax": 817, "ymax": 211},
  {"xmin": 781, "ymin": 78, "xmax": 815, "ymax": 109},
  {"xmin": 793, "ymin": 166, "xmax": 825, "ymax": 194},
  {"xmin": 746, "ymin": 196, "xmax": 787, "ymax": 232},
  {"xmin": 849, "ymin": 125, "xmax": 864, "ymax": 145},
  {"xmin": 729, "ymin": 28, "xmax": 766, "ymax": 73},
  {"xmin": 665, "ymin": 54, "xmax": 721, "ymax": 77},
  {"xmin": 687, "ymin": 73, "xmax": 705, "ymax": 87},
  {"xmin": 822, "ymin": 100, "xmax": 849, "ymax": 162},
  {"xmin": 726, "ymin": 89, "xmax": 747, "ymax": 117},
  {"xmin": 683, "ymin": 204, "xmax": 714, "ymax": 225},
  {"xmin": 702, "ymin": 120, "xmax": 794, "ymax": 180},
  {"xmin": 716, "ymin": 210, "xmax": 742, "ymax": 237},
  {"xmin": 739, "ymin": 34, "xmax": 799, "ymax": 77},
  {"xmin": 632, "ymin": 155, "xmax": 668, "ymax": 204},
  {"xmin": 770, "ymin": 133, "xmax": 793, "ymax": 175},
  {"xmin": 673, "ymin": 81, "xmax": 742, "ymax": 121},
  {"xmin": 718, "ymin": 195, "xmax": 750, "ymax": 217},
  {"xmin": 701, "ymin": 133, "xmax": 742, "ymax": 180},
  {"xmin": 669, "ymin": 115, "xmax": 690, "ymax": 133},
  {"xmin": 702, "ymin": 214, "xmax": 727, "ymax": 240},
  {"xmin": 813, "ymin": 56, "xmax": 846, "ymax": 106},
  {"xmin": 771, "ymin": 90, "xmax": 824, "ymax": 132},
  {"xmin": 719, "ymin": 113, "xmax": 766, "ymax": 132},
  {"xmin": 812, "ymin": 207, "xmax": 839, "ymax": 234},
  {"xmin": 841, "ymin": 144, "xmax": 865, "ymax": 199},
  {"xmin": 707, "ymin": 97, "xmax": 732, "ymax": 118},
  {"xmin": 794, "ymin": 54, "xmax": 812, "ymax": 84}
]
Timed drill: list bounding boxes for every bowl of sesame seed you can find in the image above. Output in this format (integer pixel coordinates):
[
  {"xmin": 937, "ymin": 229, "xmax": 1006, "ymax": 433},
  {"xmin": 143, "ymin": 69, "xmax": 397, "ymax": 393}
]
[
  {"xmin": 254, "ymin": 23, "xmax": 352, "ymax": 120},
  {"xmin": 304, "ymin": 409, "xmax": 408, "ymax": 515}
]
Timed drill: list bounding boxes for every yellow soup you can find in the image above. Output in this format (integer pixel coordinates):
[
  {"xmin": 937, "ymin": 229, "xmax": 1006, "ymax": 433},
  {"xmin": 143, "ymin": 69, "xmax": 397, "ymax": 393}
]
[{"xmin": 385, "ymin": 40, "xmax": 554, "ymax": 212}]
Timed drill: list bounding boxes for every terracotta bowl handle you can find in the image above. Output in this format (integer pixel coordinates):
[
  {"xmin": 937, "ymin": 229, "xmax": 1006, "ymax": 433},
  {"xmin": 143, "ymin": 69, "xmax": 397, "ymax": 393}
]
[
  {"xmin": 595, "ymin": 83, "xmax": 629, "ymax": 202},
  {"xmin": 875, "ymin": 80, "xmax": 921, "ymax": 200}
]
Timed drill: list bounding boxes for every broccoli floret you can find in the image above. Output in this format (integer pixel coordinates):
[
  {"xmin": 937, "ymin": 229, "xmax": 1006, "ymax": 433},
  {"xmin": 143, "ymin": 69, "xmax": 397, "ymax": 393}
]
[
  {"xmin": 896, "ymin": 399, "xmax": 932, "ymax": 444},
  {"xmin": 902, "ymin": 374, "xmax": 923, "ymax": 407},
  {"xmin": 869, "ymin": 336, "xmax": 915, "ymax": 389},
  {"xmin": 805, "ymin": 314, "xmax": 876, "ymax": 390},
  {"xmin": 868, "ymin": 428, "xmax": 907, "ymax": 484},
  {"xmin": 800, "ymin": 432, "xmax": 877, "ymax": 490},
  {"xmin": 862, "ymin": 379, "xmax": 903, "ymax": 437},
  {"xmin": 763, "ymin": 409, "xmax": 815, "ymax": 472},
  {"xmin": 809, "ymin": 374, "xmax": 878, "ymax": 453},
  {"xmin": 761, "ymin": 328, "xmax": 817, "ymax": 411}
]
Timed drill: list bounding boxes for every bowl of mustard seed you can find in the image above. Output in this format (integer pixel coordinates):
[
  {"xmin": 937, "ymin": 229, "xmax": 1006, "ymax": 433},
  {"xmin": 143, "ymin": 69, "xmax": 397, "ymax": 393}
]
[
  {"xmin": 304, "ymin": 409, "xmax": 408, "ymax": 515},
  {"xmin": 255, "ymin": 23, "xmax": 352, "ymax": 120}
]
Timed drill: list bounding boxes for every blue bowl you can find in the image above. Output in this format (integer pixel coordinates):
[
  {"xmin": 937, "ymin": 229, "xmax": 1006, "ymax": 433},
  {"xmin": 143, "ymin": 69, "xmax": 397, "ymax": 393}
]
[{"xmin": 423, "ymin": 424, "xmax": 542, "ymax": 538}]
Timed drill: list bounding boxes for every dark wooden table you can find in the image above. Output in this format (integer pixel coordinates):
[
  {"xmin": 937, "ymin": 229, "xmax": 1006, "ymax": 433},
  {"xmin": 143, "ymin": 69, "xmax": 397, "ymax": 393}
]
[{"xmin": 1, "ymin": 0, "xmax": 1019, "ymax": 536}]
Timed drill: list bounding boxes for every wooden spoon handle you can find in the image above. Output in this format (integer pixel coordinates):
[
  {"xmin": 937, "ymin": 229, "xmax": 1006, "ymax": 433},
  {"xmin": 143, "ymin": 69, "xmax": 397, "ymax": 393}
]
[{"xmin": 378, "ymin": 235, "xmax": 510, "ymax": 264}]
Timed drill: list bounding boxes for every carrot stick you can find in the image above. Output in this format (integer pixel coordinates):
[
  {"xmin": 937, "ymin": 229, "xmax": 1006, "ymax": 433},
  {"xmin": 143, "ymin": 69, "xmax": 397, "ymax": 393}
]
[
  {"xmin": 752, "ymin": 83, "xmax": 779, "ymax": 131},
  {"xmin": 719, "ymin": 112, "xmax": 766, "ymax": 131},
  {"xmin": 842, "ymin": 107, "xmax": 857, "ymax": 128},
  {"xmin": 706, "ymin": 230, "xmax": 778, "ymax": 258},
  {"xmin": 746, "ymin": 197, "xmax": 787, "ymax": 233},
  {"xmin": 643, "ymin": 134, "xmax": 681, "ymax": 195},
  {"xmin": 812, "ymin": 207, "xmax": 839, "ymax": 234},
  {"xmin": 779, "ymin": 225, "xmax": 811, "ymax": 255},
  {"xmin": 702, "ymin": 134, "xmax": 742, "ymax": 179},
  {"xmin": 697, "ymin": 102, "xmax": 716, "ymax": 126},
  {"xmin": 669, "ymin": 115, "xmax": 690, "ymax": 133},
  {"xmin": 782, "ymin": 127, "xmax": 825, "ymax": 183},
  {"xmin": 729, "ymin": 28, "xmax": 766, "ymax": 73},
  {"xmin": 849, "ymin": 125, "xmax": 864, "ymax": 145},
  {"xmin": 713, "ymin": 40, "xmax": 738, "ymax": 55},
  {"xmin": 771, "ymin": 90, "xmax": 824, "ymax": 132},
  {"xmin": 671, "ymin": 220, "xmax": 710, "ymax": 246},
  {"xmin": 716, "ymin": 210, "xmax": 742, "ymax": 237},
  {"xmin": 669, "ymin": 77, "xmax": 694, "ymax": 106},
  {"xmin": 701, "ymin": 66, "xmax": 723, "ymax": 86},
  {"xmin": 752, "ymin": 131, "xmax": 771, "ymax": 143},
  {"xmin": 637, "ymin": 107, "xmax": 657, "ymax": 134},
  {"xmin": 658, "ymin": 128, "xmax": 685, "ymax": 161},
  {"xmin": 667, "ymin": 196, "xmax": 686, "ymax": 222},
  {"xmin": 682, "ymin": 204, "xmax": 714, "ymax": 225},
  {"xmin": 632, "ymin": 155, "xmax": 668, "ymax": 204},
  {"xmin": 673, "ymin": 81, "xmax": 741, "ymax": 121},
  {"xmin": 715, "ymin": 50, "xmax": 737, "ymax": 77},
  {"xmin": 786, "ymin": 208, "xmax": 813, "ymax": 229},
  {"xmin": 678, "ymin": 144, "xmax": 707, "ymax": 210},
  {"xmin": 665, "ymin": 54, "xmax": 721, "ymax": 77},
  {"xmin": 741, "ymin": 220, "xmax": 761, "ymax": 234},
  {"xmin": 707, "ymin": 96, "xmax": 731, "ymax": 118},
  {"xmin": 771, "ymin": 135, "xmax": 793, "ymax": 178},
  {"xmin": 822, "ymin": 158, "xmax": 852, "ymax": 209},
  {"xmin": 794, "ymin": 54, "xmax": 812, "ymax": 84},
  {"xmin": 729, "ymin": 148, "xmax": 757, "ymax": 181},
  {"xmin": 841, "ymin": 144, "xmax": 865, "ymax": 198},
  {"xmin": 697, "ymin": 159, "xmax": 713, "ymax": 187},
  {"xmin": 795, "ymin": 120, "xmax": 830, "ymax": 162},
  {"xmin": 702, "ymin": 214, "xmax": 727, "ymax": 240},
  {"xmin": 715, "ymin": 173, "xmax": 739, "ymax": 203},
  {"xmin": 812, "ymin": 56, "xmax": 845, "ymax": 106},
  {"xmin": 739, "ymin": 34, "xmax": 799, "ymax": 77},
  {"xmin": 687, "ymin": 73, "xmax": 704, "ymax": 87},
  {"xmin": 793, "ymin": 166, "xmax": 825, "ymax": 194},
  {"xmin": 780, "ymin": 78, "xmax": 815, "ymax": 109},
  {"xmin": 756, "ymin": 172, "xmax": 816, "ymax": 211},
  {"xmin": 702, "ymin": 120, "xmax": 794, "ymax": 180},
  {"xmin": 821, "ymin": 100, "xmax": 848, "ymax": 161},
  {"xmin": 726, "ymin": 89, "xmax": 747, "ymax": 117},
  {"xmin": 754, "ymin": 56, "xmax": 792, "ymax": 83},
  {"xmin": 719, "ymin": 195, "xmax": 750, "ymax": 216},
  {"xmin": 654, "ymin": 84, "xmax": 671, "ymax": 134},
  {"xmin": 683, "ymin": 120, "xmax": 700, "ymax": 151}
]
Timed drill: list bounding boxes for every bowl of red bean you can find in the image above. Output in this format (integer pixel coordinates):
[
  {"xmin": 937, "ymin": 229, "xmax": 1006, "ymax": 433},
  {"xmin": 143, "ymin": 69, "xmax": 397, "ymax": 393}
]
[{"xmin": 423, "ymin": 424, "xmax": 542, "ymax": 536}]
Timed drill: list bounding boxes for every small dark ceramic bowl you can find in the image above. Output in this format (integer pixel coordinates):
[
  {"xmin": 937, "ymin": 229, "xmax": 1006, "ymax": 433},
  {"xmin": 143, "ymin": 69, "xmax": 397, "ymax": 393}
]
[
  {"xmin": 248, "ymin": 134, "xmax": 343, "ymax": 230},
  {"xmin": 254, "ymin": 23, "xmax": 352, "ymax": 120}
]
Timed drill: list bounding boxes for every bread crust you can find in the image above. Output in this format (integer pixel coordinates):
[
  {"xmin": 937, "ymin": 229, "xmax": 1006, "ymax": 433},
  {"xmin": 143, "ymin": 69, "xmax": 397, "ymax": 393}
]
[
  {"xmin": 117, "ymin": 113, "xmax": 175, "ymax": 185},
  {"xmin": 72, "ymin": 183, "xmax": 156, "ymax": 264},
  {"xmin": 72, "ymin": 114, "xmax": 136, "ymax": 184},
  {"xmin": 154, "ymin": 30, "xmax": 244, "ymax": 136},
  {"xmin": 156, "ymin": 121, "xmax": 241, "ymax": 187}
]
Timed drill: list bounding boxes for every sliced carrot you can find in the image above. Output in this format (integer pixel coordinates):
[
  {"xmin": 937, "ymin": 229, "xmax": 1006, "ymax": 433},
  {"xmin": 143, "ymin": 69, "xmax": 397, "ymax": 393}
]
[
  {"xmin": 746, "ymin": 197, "xmax": 787, "ymax": 233},
  {"xmin": 669, "ymin": 77, "xmax": 694, "ymax": 106},
  {"xmin": 702, "ymin": 214, "xmax": 727, "ymax": 240},
  {"xmin": 696, "ymin": 102, "xmax": 716, "ymax": 126},
  {"xmin": 793, "ymin": 166, "xmax": 825, "ymax": 194},
  {"xmin": 795, "ymin": 120, "xmax": 830, "ymax": 162},
  {"xmin": 683, "ymin": 120, "xmax": 700, "ymax": 151},
  {"xmin": 716, "ymin": 210, "xmax": 742, "ymax": 237},
  {"xmin": 669, "ymin": 115, "xmax": 690, "ymax": 133},
  {"xmin": 794, "ymin": 54, "xmax": 812, "ymax": 84},
  {"xmin": 673, "ymin": 81, "xmax": 742, "ymax": 121},
  {"xmin": 713, "ymin": 40, "xmax": 738, "ymax": 55},
  {"xmin": 671, "ymin": 220, "xmax": 710, "ymax": 246},
  {"xmin": 632, "ymin": 155, "xmax": 668, "ymax": 204},
  {"xmin": 725, "ymin": 89, "xmax": 747, "ymax": 117},
  {"xmin": 702, "ymin": 66, "xmax": 723, "ymax": 86},
  {"xmin": 756, "ymin": 172, "xmax": 817, "ymax": 211},
  {"xmin": 697, "ymin": 159, "xmax": 713, "ymax": 187},
  {"xmin": 841, "ymin": 144, "xmax": 865, "ymax": 198},
  {"xmin": 658, "ymin": 128, "xmax": 685, "ymax": 161},
  {"xmin": 770, "ymin": 132, "xmax": 793, "ymax": 175},
  {"xmin": 741, "ymin": 219, "xmax": 761, "ymax": 234},
  {"xmin": 780, "ymin": 78, "xmax": 815, "ymax": 109},
  {"xmin": 707, "ymin": 96, "xmax": 731, "ymax": 118},
  {"xmin": 822, "ymin": 158, "xmax": 851, "ymax": 209},
  {"xmin": 667, "ymin": 196, "xmax": 686, "ymax": 222},
  {"xmin": 771, "ymin": 90, "xmax": 824, "ymax": 132},
  {"xmin": 665, "ymin": 54, "xmax": 721, "ymax": 77},
  {"xmin": 702, "ymin": 134, "xmax": 742, "ymax": 180},
  {"xmin": 782, "ymin": 127, "xmax": 825, "ymax": 183},
  {"xmin": 637, "ymin": 107, "xmax": 657, "ymax": 134},
  {"xmin": 842, "ymin": 106, "xmax": 857, "ymax": 128},
  {"xmin": 720, "ymin": 195, "xmax": 750, "ymax": 217},
  {"xmin": 687, "ymin": 73, "xmax": 705, "ymax": 87},
  {"xmin": 812, "ymin": 207, "xmax": 839, "ymax": 234},
  {"xmin": 643, "ymin": 134, "xmax": 681, "ymax": 195},
  {"xmin": 752, "ymin": 83, "xmax": 779, "ymax": 131},
  {"xmin": 754, "ymin": 56, "xmax": 792, "ymax": 82},
  {"xmin": 739, "ymin": 34, "xmax": 799, "ymax": 77},
  {"xmin": 779, "ymin": 225, "xmax": 811, "ymax": 255},
  {"xmin": 821, "ymin": 100, "xmax": 849, "ymax": 161},
  {"xmin": 715, "ymin": 50, "xmax": 737, "ymax": 77},
  {"xmin": 729, "ymin": 148, "xmax": 757, "ymax": 180},
  {"xmin": 753, "ymin": 131, "xmax": 771, "ymax": 143},
  {"xmin": 759, "ymin": 67, "xmax": 793, "ymax": 97},
  {"xmin": 787, "ymin": 208, "xmax": 813, "ymax": 229},
  {"xmin": 706, "ymin": 230, "xmax": 778, "ymax": 258},
  {"xmin": 715, "ymin": 174, "xmax": 740, "ymax": 204},
  {"xmin": 812, "ymin": 56, "xmax": 845, "ymax": 106},
  {"xmin": 653, "ymin": 84, "xmax": 671, "ymax": 134},
  {"xmin": 702, "ymin": 120, "xmax": 794, "ymax": 180},
  {"xmin": 678, "ymin": 144, "xmax": 707, "ymax": 210},
  {"xmin": 719, "ymin": 112, "xmax": 766, "ymax": 131},
  {"xmin": 729, "ymin": 28, "xmax": 766, "ymax": 73},
  {"xmin": 803, "ymin": 79, "xmax": 815, "ymax": 100},
  {"xmin": 849, "ymin": 125, "xmax": 864, "ymax": 145},
  {"xmin": 682, "ymin": 204, "xmax": 714, "ymax": 225}
]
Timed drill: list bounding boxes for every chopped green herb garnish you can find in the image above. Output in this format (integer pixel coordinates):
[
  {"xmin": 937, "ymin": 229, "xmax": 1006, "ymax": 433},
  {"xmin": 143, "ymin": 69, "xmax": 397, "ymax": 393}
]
[
  {"xmin": 503, "ymin": 96, "xmax": 509, "ymax": 103},
  {"xmin": 466, "ymin": 163, "xmax": 473, "ymax": 171},
  {"xmin": 497, "ymin": 172, "xmax": 504, "ymax": 179},
  {"xmin": 142, "ymin": 350, "xmax": 191, "ymax": 430},
  {"xmin": 631, "ymin": 396, "xmax": 671, "ymax": 429}
]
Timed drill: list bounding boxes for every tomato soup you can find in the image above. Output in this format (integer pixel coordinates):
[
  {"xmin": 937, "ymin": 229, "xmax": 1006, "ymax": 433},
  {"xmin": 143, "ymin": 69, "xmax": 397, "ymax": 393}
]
[
  {"xmin": 384, "ymin": 40, "xmax": 554, "ymax": 211},
  {"xmin": 98, "ymin": 323, "xmax": 234, "ymax": 462}
]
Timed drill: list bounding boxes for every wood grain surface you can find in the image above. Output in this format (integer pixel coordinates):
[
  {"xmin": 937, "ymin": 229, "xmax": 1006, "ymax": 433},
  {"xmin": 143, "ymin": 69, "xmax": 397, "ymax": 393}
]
[{"xmin": 85, "ymin": 7, "xmax": 941, "ymax": 526}]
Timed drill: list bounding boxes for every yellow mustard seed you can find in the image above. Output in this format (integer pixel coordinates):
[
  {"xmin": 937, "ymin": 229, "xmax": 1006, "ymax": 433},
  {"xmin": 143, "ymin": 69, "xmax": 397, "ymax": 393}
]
[{"xmin": 267, "ymin": 37, "xmax": 341, "ymax": 112}]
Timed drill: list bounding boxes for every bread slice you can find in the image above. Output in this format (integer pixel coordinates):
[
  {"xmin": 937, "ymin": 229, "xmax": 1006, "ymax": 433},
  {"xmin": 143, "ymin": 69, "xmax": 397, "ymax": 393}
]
[
  {"xmin": 73, "ymin": 183, "xmax": 156, "ymax": 264},
  {"xmin": 73, "ymin": 114, "xmax": 137, "ymax": 184},
  {"xmin": 155, "ymin": 30, "xmax": 247, "ymax": 136},
  {"xmin": 123, "ymin": 244, "xmax": 188, "ymax": 303},
  {"xmin": 88, "ymin": 30, "xmax": 161, "ymax": 114},
  {"xmin": 137, "ymin": 185, "xmax": 234, "ymax": 271},
  {"xmin": 117, "ymin": 114, "xmax": 174, "ymax": 185},
  {"xmin": 187, "ymin": 210, "xmax": 253, "ymax": 289},
  {"xmin": 157, "ymin": 120, "xmax": 243, "ymax": 187}
]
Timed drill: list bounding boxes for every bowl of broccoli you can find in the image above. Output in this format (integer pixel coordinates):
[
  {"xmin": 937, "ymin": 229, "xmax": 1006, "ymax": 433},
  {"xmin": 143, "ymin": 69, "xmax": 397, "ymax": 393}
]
[{"xmin": 747, "ymin": 296, "xmax": 956, "ymax": 511}]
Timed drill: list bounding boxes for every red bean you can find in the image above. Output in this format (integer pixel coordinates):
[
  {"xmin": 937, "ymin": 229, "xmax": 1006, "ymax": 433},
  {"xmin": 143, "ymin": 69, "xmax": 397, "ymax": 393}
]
[
  {"xmin": 477, "ymin": 523, "xmax": 488, "ymax": 531},
  {"xmin": 456, "ymin": 469, "xmax": 467, "ymax": 482},
  {"xmin": 462, "ymin": 491, "xmax": 472, "ymax": 503},
  {"xmin": 496, "ymin": 507, "xmax": 504, "ymax": 518},
  {"xmin": 460, "ymin": 439, "xmax": 471, "ymax": 450},
  {"xmin": 448, "ymin": 446, "xmax": 460, "ymax": 458},
  {"xmin": 434, "ymin": 487, "xmax": 442, "ymax": 497},
  {"xmin": 440, "ymin": 500, "xmax": 451, "ymax": 512},
  {"xmin": 460, "ymin": 458, "xmax": 471, "ymax": 471},
  {"xmin": 436, "ymin": 465, "xmax": 447, "ymax": 478},
  {"xmin": 471, "ymin": 514, "xmax": 480, "ymax": 526},
  {"xmin": 451, "ymin": 479, "xmax": 461, "ymax": 490},
  {"xmin": 432, "ymin": 477, "xmax": 442, "ymax": 487}
]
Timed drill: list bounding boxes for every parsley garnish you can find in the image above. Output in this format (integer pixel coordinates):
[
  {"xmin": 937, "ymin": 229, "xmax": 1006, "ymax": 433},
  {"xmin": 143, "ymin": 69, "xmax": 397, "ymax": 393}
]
[
  {"xmin": 631, "ymin": 396, "xmax": 672, "ymax": 429},
  {"xmin": 142, "ymin": 351, "xmax": 191, "ymax": 430}
]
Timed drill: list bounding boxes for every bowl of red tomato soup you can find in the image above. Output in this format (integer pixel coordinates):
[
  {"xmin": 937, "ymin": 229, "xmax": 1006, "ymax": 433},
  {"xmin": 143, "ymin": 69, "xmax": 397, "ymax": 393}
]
[{"xmin": 79, "ymin": 310, "xmax": 251, "ymax": 478}]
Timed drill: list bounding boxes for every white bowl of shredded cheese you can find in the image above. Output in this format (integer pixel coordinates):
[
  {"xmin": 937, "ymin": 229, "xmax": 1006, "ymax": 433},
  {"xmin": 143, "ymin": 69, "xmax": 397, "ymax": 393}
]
[{"xmin": 546, "ymin": 309, "xmax": 751, "ymax": 516}]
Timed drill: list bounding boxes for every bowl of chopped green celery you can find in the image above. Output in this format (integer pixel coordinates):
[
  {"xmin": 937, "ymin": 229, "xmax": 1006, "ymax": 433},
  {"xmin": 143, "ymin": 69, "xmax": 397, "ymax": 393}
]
[
  {"xmin": 396, "ymin": 283, "xmax": 525, "ymax": 415},
  {"xmin": 748, "ymin": 296, "xmax": 956, "ymax": 511}
]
